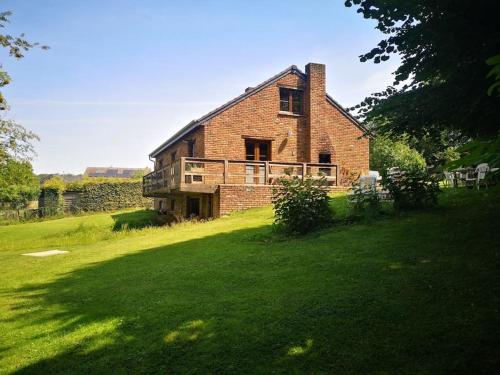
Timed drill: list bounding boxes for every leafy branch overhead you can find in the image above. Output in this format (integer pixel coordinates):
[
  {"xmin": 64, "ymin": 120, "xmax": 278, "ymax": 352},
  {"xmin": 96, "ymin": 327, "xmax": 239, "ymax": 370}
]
[
  {"xmin": 0, "ymin": 10, "xmax": 48, "ymax": 163},
  {"xmin": 486, "ymin": 55, "xmax": 500, "ymax": 97},
  {"xmin": 0, "ymin": 119, "xmax": 39, "ymax": 160},
  {"xmin": 344, "ymin": 0, "xmax": 500, "ymax": 138},
  {"xmin": 0, "ymin": 10, "xmax": 49, "ymax": 110}
]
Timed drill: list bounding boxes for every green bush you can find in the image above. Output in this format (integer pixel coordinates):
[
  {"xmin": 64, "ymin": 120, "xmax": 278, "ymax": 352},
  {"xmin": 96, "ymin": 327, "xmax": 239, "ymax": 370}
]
[
  {"xmin": 371, "ymin": 135, "xmax": 426, "ymax": 175},
  {"xmin": 42, "ymin": 176, "xmax": 66, "ymax": 192},
  {"xmin": 350, "ymin": 180, "xmax": 380, "ymax": 215},
  {"xmin": 272, "ymin": 176, "xmax": 332, "ymax": 234},
  {"xmin": 383, "ymin": 169, "xmax": 440, "ymax": 210}
]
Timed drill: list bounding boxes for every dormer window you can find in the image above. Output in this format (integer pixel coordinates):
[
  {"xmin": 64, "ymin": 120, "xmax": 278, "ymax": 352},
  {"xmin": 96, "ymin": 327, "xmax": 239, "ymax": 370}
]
[{"xmin": 279, "ymin": 87, "xmax": 303, "ymax": 115}]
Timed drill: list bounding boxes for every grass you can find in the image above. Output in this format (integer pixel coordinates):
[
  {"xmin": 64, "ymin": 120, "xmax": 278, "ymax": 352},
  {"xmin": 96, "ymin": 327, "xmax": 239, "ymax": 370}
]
[{"xmin": 0, "ymin": 188, "xmax": 499, "ymax": 374}]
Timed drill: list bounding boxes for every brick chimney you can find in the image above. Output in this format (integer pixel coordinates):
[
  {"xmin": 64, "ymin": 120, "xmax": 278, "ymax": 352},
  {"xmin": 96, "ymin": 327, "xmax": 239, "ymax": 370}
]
[{"xmin": 305, "ymin": 63, "xmax": 326, "ymax": 162}]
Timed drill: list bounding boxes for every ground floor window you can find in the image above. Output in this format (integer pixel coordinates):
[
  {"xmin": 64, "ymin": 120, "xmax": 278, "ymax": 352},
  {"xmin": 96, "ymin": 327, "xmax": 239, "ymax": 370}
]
[{"xmin": 170, "ymin": 199, "xmax": 175, "ymax": 211}]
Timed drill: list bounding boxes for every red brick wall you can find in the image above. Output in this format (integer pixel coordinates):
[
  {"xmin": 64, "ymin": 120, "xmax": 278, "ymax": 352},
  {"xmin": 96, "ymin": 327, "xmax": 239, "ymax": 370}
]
[
  {"xmin": 325, "ymin": 100, "xmax": 369, "ymax": 177},
  {"xmin": 154, "ymin": 127, "xmax": 205, "ymax": 170},
  {"xmin": 202, "ymin": 66, "xmax": 368, "ymax": 177},
  {"xmin": 217, "ymin": 185, "xmax": 274, "ymax": 216},
  {"xmin": 305, "ymin": 63, "xmax": 327, "ymax": 162},
  {"xmin": 216, "ymin": 184, "xmax": 350, "ymax": 217},
  {"xmin": 204, "ymin": 73, "xmax": 308, "ymax": 162},
  {"xmin": 306, "ymin": 63, "xmax": 369, "ymax": 178}
]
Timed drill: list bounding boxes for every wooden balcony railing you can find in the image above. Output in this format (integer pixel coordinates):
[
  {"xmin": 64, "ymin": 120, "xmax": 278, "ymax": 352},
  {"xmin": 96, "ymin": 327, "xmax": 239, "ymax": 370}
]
[{"xmin": 143, "ymin": 157, "xmax": 338, "ymax": 196}]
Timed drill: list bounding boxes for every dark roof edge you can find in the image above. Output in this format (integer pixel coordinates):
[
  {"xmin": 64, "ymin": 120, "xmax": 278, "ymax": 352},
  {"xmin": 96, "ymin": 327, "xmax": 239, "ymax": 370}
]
[
  {"xmin": 325, "ymin": 94, "xmax": 368, "ymax": 134},
  {"xmin": 150, "ymin": 65, "xmax": 306, "ymax": 157}
]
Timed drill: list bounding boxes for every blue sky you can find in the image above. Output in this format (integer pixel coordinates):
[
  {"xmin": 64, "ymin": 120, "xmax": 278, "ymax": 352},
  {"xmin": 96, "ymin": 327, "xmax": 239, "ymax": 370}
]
[{"xmin": 1, "ymin": 0, "xmax": 398, "ymax": 174}]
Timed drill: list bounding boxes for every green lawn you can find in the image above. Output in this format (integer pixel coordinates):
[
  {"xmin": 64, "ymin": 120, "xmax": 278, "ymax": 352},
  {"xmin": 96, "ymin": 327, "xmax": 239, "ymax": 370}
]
[{"xmin": 0, "ymin": 188, "xmax": 499, "ymax": 374}]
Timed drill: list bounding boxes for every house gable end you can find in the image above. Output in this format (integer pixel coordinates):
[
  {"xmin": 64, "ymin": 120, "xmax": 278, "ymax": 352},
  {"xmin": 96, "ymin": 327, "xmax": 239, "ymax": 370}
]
[
  {"xmin": 150, "ymin": 66, "xmax": 306, "ymax": 157},
  {"xmin": 325, "ymin": 94, "xmax": 368, "ymax": 134}
]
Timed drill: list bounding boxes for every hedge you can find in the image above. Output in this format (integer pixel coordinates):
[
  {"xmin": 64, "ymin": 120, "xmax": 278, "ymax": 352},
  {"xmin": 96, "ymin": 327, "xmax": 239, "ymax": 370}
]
[
  {"xmin": 39, "ymin": 180, "xmax": 152, "ymax": 215},
  {"xmin": 66, "ymin": 180, "xmax": 151, "ymax": 212}
]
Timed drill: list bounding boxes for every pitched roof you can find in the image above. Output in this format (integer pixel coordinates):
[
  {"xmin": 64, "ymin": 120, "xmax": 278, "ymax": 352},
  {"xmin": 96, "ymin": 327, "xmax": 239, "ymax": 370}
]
[{"xmin": 150, "ymin": 65, "xmax": 365, "ymax": 157}]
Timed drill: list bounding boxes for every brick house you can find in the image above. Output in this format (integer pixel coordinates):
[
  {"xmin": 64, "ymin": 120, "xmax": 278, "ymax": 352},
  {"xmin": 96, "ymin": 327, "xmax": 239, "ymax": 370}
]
[{"xmin": 143, "ymin": 63, "xmax": 369, "ymax": 218}]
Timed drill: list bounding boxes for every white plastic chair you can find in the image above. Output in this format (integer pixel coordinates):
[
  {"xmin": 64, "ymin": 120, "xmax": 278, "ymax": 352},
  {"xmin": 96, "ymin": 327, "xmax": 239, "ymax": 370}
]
[
  {"xmin": 475, "ymin": 163, "xmax": 489, "ymax": 190},
  {"xmin": 347, "ymin": 175, "xmax": 377, "ymax": 203},
  {"xmin": 443, "ymin": 171, "xmax": 456, "ymax": 187},
  {"xmin": 368, "ymin": 170, "xmax": 382, "ymax": 181},
  {"xmin": 359, "ymin": 176, "xmax": 377, "ymax": 193}
]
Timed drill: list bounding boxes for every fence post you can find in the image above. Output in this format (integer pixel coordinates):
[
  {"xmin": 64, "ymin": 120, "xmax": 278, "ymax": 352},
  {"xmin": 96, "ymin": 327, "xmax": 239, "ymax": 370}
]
[
  {"xmin": 264, "ymin": 161, "xmax": 269, "ymax": 184},
  {"xmin": 302, "ymin": 163, "xmax": 307, "ymax": 180}
]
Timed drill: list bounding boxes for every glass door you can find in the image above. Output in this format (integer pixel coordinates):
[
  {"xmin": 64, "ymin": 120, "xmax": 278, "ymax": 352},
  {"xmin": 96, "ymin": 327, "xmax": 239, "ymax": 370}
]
[{"xmin": 245, "ymin": 139, "xmax": 271, "ymax": 184}]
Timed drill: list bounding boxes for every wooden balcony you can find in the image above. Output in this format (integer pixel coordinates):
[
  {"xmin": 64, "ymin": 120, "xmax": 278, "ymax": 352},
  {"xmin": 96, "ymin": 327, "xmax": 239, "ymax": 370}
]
[{"xmin": 143, "ymin": 157, "xmax": 338, "ymax": 197}]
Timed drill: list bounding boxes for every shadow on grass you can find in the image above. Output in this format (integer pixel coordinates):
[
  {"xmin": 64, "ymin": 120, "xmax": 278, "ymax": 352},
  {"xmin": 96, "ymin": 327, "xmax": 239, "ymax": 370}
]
[
  {"xmin": 111, "ymin": 210, "xmax": 162, "ymax": 231},
  {"xmin": 4, "ymin": 197, "xmax": 500, "ymax": 374}
]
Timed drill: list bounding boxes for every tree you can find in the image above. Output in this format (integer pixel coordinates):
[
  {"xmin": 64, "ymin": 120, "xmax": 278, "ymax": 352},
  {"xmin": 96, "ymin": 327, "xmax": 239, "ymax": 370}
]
[
  {"xmin": 0, "ymin": 10, "xmax": 47, "ymax": 161},
  {"xmin": 0, "ymin": 11, "xmax": 48, "ymax": 110},
  {"xmin": 0, "ymin": 119, "xmax": 39, "ymax": 161},
  {"xmin": 0, "ymin": 156, "xmax": 39, "ymax": 208},
  {"xmin": 370, "ymin": 135, "xmax": 426, "ymax": 175},
  {"xmin": 0, "ymin": 10, "xmax": 47, "ymax": 207},
  {"xmin": 486, "ymin": 55, "xmax": 500, "ymax": 97},
  {"xmin": 344, "ymin": 1, "xmax": 500, "ymax": 138}
]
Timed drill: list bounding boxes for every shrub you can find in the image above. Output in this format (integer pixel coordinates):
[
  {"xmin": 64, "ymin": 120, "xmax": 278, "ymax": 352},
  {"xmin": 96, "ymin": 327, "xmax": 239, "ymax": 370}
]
[
  {"xmin": 383, "ymin": 169, "xmax": 440, "ymax": 210},
  {"xmin": 43, "ymin": 176, "xmax": 66, "ymax": 192},
  {"xmin": 371, "ymin": 135, "xmax": 426, "ymax": 175},
  {"xmin": 350, "ymin": 180, "xmax": 380, "ymax": 215},
  {"xmin": 272, "ymin": 176, "xmax": 332, "ymax": 234}
]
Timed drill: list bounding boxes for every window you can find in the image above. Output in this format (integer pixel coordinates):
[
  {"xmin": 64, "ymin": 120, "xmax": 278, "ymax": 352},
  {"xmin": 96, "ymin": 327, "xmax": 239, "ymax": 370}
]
[
  {"xmin": 171, "ymin": 151, "xmax": 177, "ymax": 162},
  {"xmin": 170, "ymin": 199, "xmax": 175, "ymax": 211},
  {"xmin": 245, "ymin": 141, "xmax": 255, "ymax": 160},
  {"xmin": 279, "ymin": 87, "xmax": 303, "ymax": 115},
  {"xmin": 259, "ymin": 142, "xmax": 269, "ymax": 161},
  {"xmin": 319, "ymin": 153, "xmax": 332, "ymax": 176},
  {"xmin": 157, "ymin": 159, "xmax": 163, "ymax": 170},
  {"xmin": 187, "ymin": 140, "xmax": 195, "ymax": 157},
  {"xmin": 158, "ymin": 200, "xmax": 163, "ymax": 211},
  {"xmin": 245, "ymin": 139, "xmax": 271, "ymax": 161},
  {"xmin": 291, "ymin": 90, "xmax": 302, "ymax": 114},
  {"xmin": 280, "ymin": 88, "xmax": 290, "ymax": 112},
  {"xmin": 319, "ymin": 153, "xmax": 331, "ymax": 164}
]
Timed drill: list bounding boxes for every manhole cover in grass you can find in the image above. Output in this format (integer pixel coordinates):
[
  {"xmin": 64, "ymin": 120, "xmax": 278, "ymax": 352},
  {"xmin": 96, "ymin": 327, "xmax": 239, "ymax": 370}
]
[{"xmin": 22, "ymin": 250, "xmax": 69, "ymax": 257}]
